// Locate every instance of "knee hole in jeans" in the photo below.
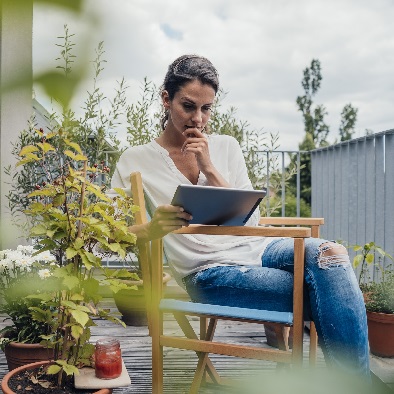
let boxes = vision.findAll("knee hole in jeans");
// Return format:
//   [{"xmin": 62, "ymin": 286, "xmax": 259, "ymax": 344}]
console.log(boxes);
[{"xmin": 317, "ymin": 242, "xmax": 350, "ymax": 269}]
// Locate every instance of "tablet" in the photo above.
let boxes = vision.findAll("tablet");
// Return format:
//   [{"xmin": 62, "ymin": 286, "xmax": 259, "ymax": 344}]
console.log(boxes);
[{"xmin": 171, "ymin": 184, "xmax": 266, "ymax": 226}]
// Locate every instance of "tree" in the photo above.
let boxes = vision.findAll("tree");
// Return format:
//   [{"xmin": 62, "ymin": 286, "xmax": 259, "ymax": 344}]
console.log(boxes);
[
  {"xmin": 339, "ymin": 103, "xmax": 358, "ymax": 141},
  {"xmin": 296, "ymin": 59, "xmax": 330, "ymax": 148},
  {"xmin": 291, "ymin": 59, "xmax": 359, "ymax": 209}
]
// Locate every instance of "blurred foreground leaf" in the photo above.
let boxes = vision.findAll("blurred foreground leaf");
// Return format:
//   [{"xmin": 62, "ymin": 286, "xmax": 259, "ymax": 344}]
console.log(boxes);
[
  {"xmin": 34, "ymin": 70, "xmax": 83, "ymax": 109},
  {"xmin": 33, "ymin": 0, "xmax": 83, "ymax": 12}
]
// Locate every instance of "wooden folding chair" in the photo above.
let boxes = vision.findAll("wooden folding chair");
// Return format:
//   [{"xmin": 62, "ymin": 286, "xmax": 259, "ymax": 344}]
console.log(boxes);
[{"xmin": 130, "ymin": 171, "xmax": 323, "ymax": 394}]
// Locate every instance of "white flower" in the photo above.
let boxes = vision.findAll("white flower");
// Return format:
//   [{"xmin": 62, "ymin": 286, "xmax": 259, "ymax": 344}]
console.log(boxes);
[
  {"xmin": 17, "ymin": 245, "xmax": 35, "ymax": 255},
  {"xmin": 38, "ymin": 269, "xmax": 52, "ymax": 279},
  {"xmin": 6, "ymin": 250, "xmax": 24, "ymax": 262},
  {"xmin": 0, "ymin": 259, "xmax": 12, "ymax": 272},
  {"xmin": 15, "ymin": 255, "xmax": 34, "ymax": 269},
  {"xmin": 35, "ymin": 251, "xmax": 56, "ymax": 263}
]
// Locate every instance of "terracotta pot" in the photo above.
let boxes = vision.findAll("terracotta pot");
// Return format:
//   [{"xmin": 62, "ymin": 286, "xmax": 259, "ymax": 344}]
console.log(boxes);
[
  {"xmin": 264, "ymin": 323, "xmax": 293, "ymax": 349},
  {"xmin": 3, "ymin": 341, "xmax": 54, "ymax": 371},
  {"xmin": 367, "ymin": 310, "xmax": 394, "ymax": 357},
  {"xmin": 1, "ymin": 360, "xmax": 112, "ymax": 394},
  {"xmin": 113, "ymin": 272, "xmax": 171, "ymax": 326}
]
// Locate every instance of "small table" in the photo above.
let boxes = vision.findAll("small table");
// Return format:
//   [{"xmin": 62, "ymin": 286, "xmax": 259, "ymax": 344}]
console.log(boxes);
[{"xmin": 74, "ymin": 359, "xmax": 131, "ymax": 389}]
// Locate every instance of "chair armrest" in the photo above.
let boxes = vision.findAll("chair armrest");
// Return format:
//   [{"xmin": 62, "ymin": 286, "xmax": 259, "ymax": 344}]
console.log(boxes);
[
  {"xmin": 173, "ymin": 225, "xmax": 311, "ymax": 238},
  {"xmin": 259, "ymin": 217, "xmax": 324, "ymax": 226}
]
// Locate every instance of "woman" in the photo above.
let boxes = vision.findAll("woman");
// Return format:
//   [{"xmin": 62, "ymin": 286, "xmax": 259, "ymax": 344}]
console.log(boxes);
[{"xmin": 111, "ymin": 55, "xmax": 370, "ymax": 377}]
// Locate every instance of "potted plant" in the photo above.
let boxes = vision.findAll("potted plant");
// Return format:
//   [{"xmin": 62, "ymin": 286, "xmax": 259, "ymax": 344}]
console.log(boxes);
[
  {"xmin": 1, "ymin": 129, "xmax": 137, "ymax": 393},
  {"xmin": 108, "ymin": 263, "xmax": 172, "ymax": 326},
  {"xmin": 351, "ymin": 242, "xmax": 394, "ymax": 357},
  {"xmin": 0, "ymin": 246, "xmax": 58, "ymax": 370}
]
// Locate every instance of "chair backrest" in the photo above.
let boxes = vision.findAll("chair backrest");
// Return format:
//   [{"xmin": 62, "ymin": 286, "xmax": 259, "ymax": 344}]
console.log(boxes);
[{"xmin": 130, "ymin": 171, "xmax": 154, "ymax": 330}]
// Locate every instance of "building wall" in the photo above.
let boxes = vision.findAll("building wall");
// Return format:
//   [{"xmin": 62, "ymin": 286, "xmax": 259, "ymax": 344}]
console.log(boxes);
[
  {"xmin": 0, "ymin": 0, "xmax": 33, "ymax": 248},
  {"xmin": 311, "ymin": 130, "xmax": 394, "ymax": 281}
]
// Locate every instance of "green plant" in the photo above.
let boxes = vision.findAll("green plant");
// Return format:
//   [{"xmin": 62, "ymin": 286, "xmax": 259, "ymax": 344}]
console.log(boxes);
[
  {"xmin": 350, "ymin": 242, "xmax": 394, "ymax": 314},
  {"xmin": 11, "ymin": 129, "xmax": 139, "ymax": 387},
  {"xmin": 5, "ymin": 25, "xmax": 128, "ymax": 233},
  {"xmin": 0, "ymin": 246, "xmax": 57, "ymax": 348}
]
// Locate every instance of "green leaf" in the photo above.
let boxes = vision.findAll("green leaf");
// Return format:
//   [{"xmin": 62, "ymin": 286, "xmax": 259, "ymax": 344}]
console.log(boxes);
[
  {"xmin": 74, "ymin": 237, "xmax": 84, "ymax": 250},
  {"xmin": 74, "ymin": 154, "xmax": 88, "ymax": 161},
  {"xmin": 61, "ymin": 300, "xmax": 78, "ymax": 309},
  {"xmin": 66, "ymin": 247, "xmax": 78, "ymax": 259},
  {"xmin": 70, "ymin": 293, "xmax": 84, "ymax": 301},
  {"xmin": 62, "ymin": 363, "xmax": 79, "ymax": 376},
  {"xmin": 353, "ymin": 254, "xmax": 363, "ymax": 268},
  {"xmin": 19, "ymin": 145, "xmax": 39, "ymax": 156},
  {"xmin": 91, "ymin": 223, "xmax": 111, "ymax": 237},
  {"xmin": 71, "ymin": 324, "xmax": 84, "ymax": 339},
  {"xmin": 86, "ymin": 184, "xmax": 111, "ymax": 201},
  {"xmin": 366, "ymin": 253, "xmax": 374, "ymax": 264},
  {"xmin": 113, "ymin": 187, "xmax": 128, "ymax": 198},
  {"xmin": 53, "ymin": 193, "xmax": 66, "ymax": 207},
  {"xmin": 30, "ymin": 223, "xmax": 47, "ymax": 236},
  {"xmin": 80, "ymin": 253, "xmax": 93, "ymax": 270},
  {"xmin": 64, "ymin": 150, "xmax": 76, "ymax": 160},
  {"xmin": 64, "ymin": 139, "xmax": 83, "ymax": 154},
  {"xmin": 46, "ymin": 364, "xmax": 62, "ymax": 375},
  {"xmin": 34, "ymin": 70, "xmax": 82, "ymax": 110},
  {"xmin": 37, "ymin": 142, "xmax": 56, "ymax": 153},
  {"xmin": 71, "ymin": 309, "xmax": 90, "ymax": 327},
  {"xmin": 63, "ymin": 275, "xmax": 80, "ymax": 290},
  {"xmin": 34, "ymin": 0, "xmax": 83, "ymax": 13},
  {"xmin": 27, "ymin": 189, "xmax": 54, "ymax": 198}
]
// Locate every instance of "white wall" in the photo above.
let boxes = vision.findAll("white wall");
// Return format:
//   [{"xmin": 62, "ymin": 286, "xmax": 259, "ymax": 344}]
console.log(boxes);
[{"xmin": 0, "ymin": 0, "xmax": 33, "ymax": 249}]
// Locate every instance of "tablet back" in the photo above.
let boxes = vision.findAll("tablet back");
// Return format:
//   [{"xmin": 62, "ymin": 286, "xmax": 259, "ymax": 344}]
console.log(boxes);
[{"xmin": 171, "ymin": 184, "xmax": 266, "ymax": 226}]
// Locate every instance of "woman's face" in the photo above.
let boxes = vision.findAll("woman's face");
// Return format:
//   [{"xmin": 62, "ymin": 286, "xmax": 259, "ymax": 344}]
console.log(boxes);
[{"xmin": 162, "ymin": 80, "xmax": 216, "ymax": 136}]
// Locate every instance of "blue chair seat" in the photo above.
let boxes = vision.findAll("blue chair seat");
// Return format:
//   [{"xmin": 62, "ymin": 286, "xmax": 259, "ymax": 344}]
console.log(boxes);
[{"xmin": 159, "ymin": 298, "xmax": 293, "ymax": 325}]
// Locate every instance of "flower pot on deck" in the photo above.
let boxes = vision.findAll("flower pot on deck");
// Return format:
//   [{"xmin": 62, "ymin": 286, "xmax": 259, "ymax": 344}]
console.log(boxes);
[
  {"xmin": 1, "ymin": 361, "xmax": 112, "ymax": 394},
  {"xmin": 367, "ymin": 311, "xmax": 394, "ymax": 357},
  {"xmin": 264, "ymin": 323, "xmax": 293, "ymax": 349},
  {"xmin": 3, "ymin": 341, "xmax": 54, "ymax": 371},
  {"xmin": 113, "ymin": 272, "xmax": 171, "ymax": 326}
]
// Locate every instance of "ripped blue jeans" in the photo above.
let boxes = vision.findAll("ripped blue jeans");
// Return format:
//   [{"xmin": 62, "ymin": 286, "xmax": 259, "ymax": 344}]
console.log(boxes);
[{"xmin": 182, "ymin": 238, "xmax": 370, "ymax": 377}]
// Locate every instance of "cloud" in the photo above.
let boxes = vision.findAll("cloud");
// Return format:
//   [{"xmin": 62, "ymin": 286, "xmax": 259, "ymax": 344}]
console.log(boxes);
[
  {"xmin": 160, "ymin": 23, "xmax": 183, "ymax": 41},
  {"xmin": 33, "ymin": 0, "xmax": 394, "ymax": 151}
]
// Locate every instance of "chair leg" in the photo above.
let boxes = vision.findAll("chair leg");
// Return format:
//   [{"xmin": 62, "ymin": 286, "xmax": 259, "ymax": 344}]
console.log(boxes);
[
  {"xmin": 190, "ymin": 318, "xmax": 218, "ymax": 393},
  {"xmin": 309, "ymin": 321, "xmax": 318, "ymax": 365},
  {"xmin": 173, "ymin": 313, "xmax": 221, "ymax": 385},
  {"xmin": 152, "ymin": 312, "xmax": 164, "ymax": 394},
  {"xmin": 200, "ymin": 317, "xmax": 208, "ymax": 385}
]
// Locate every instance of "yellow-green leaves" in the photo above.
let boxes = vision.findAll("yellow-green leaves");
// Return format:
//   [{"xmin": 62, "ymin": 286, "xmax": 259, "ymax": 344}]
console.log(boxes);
[
  {"xmin": 64, "ymin": 149, "xmax": 88, "ymax": 162},
  {"xmin": 37, "ymin": 142, "xmax": 56, "ymax": 153},
  {"xmin": 19, "ymin": 145, "xmax": 39, "ymax": 156},
  {"xmin": 47, "ymin": 360, "xmax": 79, "ymax": 377}
]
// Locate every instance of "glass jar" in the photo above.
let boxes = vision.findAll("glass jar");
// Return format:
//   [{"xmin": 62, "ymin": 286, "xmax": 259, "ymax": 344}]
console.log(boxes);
[{"xmin": 94, "ymin": 338, "xmax": 122, "ymax": 379}]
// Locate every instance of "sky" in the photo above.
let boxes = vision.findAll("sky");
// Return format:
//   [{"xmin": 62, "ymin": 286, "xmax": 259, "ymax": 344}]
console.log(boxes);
[{"xmin": 33, "ymin": 0, "xmax": 394, "ymax": 151}]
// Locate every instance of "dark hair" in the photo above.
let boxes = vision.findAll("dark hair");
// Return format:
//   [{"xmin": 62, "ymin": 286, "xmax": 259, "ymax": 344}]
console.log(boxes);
[{"xmin": 160, "ymin": 55, "xmax": 219, "ymax": 130}]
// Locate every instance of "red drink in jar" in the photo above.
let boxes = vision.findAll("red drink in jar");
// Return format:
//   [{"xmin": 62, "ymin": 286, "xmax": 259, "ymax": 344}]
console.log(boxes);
[{"xmin": 95, "ymin": 338, "xmax": 122, "ymax": 379}]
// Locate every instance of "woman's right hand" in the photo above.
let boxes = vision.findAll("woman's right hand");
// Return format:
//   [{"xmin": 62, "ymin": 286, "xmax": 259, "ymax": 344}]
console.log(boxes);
[{"xmin": 147, "ymin": 205, "xmax": 192, "ymax": 240}]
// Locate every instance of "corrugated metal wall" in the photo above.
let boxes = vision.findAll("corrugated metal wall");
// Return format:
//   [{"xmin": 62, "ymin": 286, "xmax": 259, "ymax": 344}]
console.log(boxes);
[{"xmin": 311, "ymin": 129, "xmax": 394, "ymax": 279}]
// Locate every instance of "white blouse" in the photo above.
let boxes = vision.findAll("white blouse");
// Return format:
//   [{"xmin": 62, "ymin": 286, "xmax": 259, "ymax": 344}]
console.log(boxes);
[{"xmin": 111, "ymin": 134, "xmax": 273, "ymax": 285}]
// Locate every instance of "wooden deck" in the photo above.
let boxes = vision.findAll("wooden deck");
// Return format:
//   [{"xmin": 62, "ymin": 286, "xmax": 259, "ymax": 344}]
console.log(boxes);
[
  {"xmin": 1, "ymin": 298, "xmax": 392, "ymax": 393},
  {"xmin": 0, "ymin": 297, "xmax": 327, "ymax": 393}
]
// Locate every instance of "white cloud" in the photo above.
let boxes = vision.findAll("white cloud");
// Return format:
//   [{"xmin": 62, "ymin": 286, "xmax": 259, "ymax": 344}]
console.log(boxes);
[{"xmin": 33, "ymin": 0, "xmax": 394, "ymax": 151}]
